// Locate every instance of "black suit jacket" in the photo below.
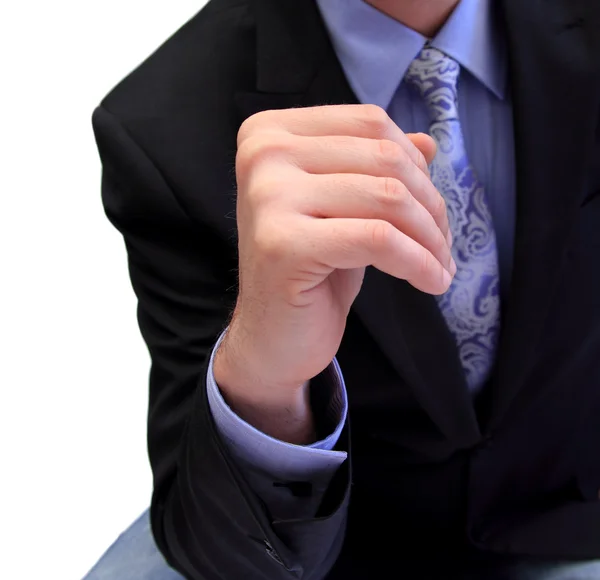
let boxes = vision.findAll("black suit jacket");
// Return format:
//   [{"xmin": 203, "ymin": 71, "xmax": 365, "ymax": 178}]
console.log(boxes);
[{"xmin": 92, "ymin": 0, "xmax": 600, "ymax": 578}]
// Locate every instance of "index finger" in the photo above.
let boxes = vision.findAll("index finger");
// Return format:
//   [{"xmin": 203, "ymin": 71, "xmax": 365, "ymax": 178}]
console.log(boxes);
[{"xmin": 241, "ymin": 104, "xmax": 433, "ymax": 176}]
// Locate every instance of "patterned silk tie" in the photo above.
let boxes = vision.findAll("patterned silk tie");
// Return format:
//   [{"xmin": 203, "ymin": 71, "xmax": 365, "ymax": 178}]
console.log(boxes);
[{"xmin": 404, "ymin": 46, "xmax": 501, "ymax": 391}]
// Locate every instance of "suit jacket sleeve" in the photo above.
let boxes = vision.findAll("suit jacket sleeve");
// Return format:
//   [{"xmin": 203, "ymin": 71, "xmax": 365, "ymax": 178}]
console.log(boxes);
[
  {"xmin": 206, "ymin": 337, "xmax": 349, "ymax": 521},
  {"xmin": 91, "ymin": 104, "xmax": 351, "ymax": 580}
]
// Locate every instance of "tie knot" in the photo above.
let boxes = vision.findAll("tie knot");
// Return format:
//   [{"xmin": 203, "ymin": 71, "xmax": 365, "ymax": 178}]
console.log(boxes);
[{"xmin": 405, "ymin": 46, "xmax": 461, "ymax": 122}]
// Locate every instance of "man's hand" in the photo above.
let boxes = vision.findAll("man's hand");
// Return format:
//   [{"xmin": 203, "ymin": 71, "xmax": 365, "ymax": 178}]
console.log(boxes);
[{"xmin": 214, "ymin": 105, "xmax": 455, "ymax": 443}]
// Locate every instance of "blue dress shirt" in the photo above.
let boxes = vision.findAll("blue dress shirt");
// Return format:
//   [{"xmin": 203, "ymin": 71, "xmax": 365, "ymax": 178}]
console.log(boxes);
[{"xmin": 206, "ymin": 0, "xmax": 516, "ymax": 520}]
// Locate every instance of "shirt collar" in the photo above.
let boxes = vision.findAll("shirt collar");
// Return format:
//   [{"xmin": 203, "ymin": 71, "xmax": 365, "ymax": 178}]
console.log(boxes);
[{"xmin": 316, "ymin": 0, "xmax": 507, "ymax": 110}]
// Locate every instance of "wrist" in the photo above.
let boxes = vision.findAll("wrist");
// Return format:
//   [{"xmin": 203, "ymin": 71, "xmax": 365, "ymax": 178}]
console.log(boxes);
[
  {"xmin": 215, "ymin": 315, "xmax": 305, "ymax": 392},
  {"xmin": 213, "ymin": 326, "xmax": 316, "ymax": 444}
]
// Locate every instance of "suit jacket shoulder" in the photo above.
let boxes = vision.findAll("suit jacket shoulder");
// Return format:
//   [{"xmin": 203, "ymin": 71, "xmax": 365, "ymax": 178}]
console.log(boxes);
[
  {"xmin": 97, "ymin": 0, "xmax": 261, "ymax": 237},
  {"xmin": 102, "ymin": 0, "xmax": 254, "ymax": 121}
]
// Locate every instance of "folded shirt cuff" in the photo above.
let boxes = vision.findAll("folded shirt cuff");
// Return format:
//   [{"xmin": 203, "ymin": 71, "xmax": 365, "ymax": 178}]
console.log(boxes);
[{"xmin": 206, "ymin": 331, "xmax": 348, "ymax": 482}]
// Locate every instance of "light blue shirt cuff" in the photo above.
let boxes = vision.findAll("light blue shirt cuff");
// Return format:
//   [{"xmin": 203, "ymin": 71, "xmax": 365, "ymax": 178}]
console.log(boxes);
[{"xmin": 206, "ymin": 332, "xmax": 348, "ymax": 519}]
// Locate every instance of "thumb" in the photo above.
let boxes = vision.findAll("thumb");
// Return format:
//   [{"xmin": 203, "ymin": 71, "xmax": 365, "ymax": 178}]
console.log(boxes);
[{"xmin": 407, "ymin": 132, "xmax": 437, "ymax": 166}]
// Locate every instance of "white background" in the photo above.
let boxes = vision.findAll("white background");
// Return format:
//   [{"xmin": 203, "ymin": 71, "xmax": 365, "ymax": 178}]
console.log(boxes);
[{"xmin": 1, "ymin": 1, "xmax": 209, "ymax": 578}]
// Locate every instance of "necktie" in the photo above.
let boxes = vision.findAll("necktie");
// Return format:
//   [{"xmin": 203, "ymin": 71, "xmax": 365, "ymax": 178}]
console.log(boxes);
[{"xmin": 404, "ymin": 46, "xmax": 501, "ymax": 391}]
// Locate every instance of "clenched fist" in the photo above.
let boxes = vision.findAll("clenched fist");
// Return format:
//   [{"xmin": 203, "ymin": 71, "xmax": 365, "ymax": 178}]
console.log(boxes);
[{"xmin": 214, "ymin": 104, "xmax": 455, "ymax": 443}]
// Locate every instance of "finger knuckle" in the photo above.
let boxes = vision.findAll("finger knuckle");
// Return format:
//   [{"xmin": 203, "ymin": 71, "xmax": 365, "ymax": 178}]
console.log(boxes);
[
  {"xmin": 237, "ymin": 117, "xmax": 254, "ymax": 146},
  {"xmin": 237, "ymin": 110, "xmax": 273, "ymax": 145},
  {"xmin": 416, "ymin": 249, "xmax": 436, "ymax": 280},
  {"xmin": 377, "ymin": 139, "xmax": 407, "ymax": 170},
  {"xmin": 432, "ymin": 231, "xmax": 449, "ymax": 260},
  {"xmin": 360, "ymin": 104, "xmax": 390, "ymax": 136},
  {"xmin": 244, "ymin": 176, "xmax": 286, "ymax": 206},
  {"xmin": 415, "ymin": 149, "xmax": 429, "ymax": 174},
  {"xmin": 380, "ymin": 177, "xmax": 411, "ymax": 207},
  {"xmin": 236, "ymin": 135, "xmax": 264, "ymax": 174},
  {"xmin": 253, "ymin": 221, "xmax": 289, "ymax": 260},
  {"xmin": 432, "ymin": 193, "xmax": 447, "ymax": 220},
  {"xmin": 237, "ymin": 134, "xmax": 291, "ymax": 175},
  {"xmin": 237, "ymin": 114, "xmax": 259, "ymax": 147},
  {"xmin": 367, "ymin": 219, "xmax": 394, "ymax": 251}
]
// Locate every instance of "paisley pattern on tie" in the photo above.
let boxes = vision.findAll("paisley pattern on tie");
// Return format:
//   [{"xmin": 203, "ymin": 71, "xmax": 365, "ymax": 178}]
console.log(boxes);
[{"xmin": 405, "ymin": 46, "xmax": 501, "ymax": 391}]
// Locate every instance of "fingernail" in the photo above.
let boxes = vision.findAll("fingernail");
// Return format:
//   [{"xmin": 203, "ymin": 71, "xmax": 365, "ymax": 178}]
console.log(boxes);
[{"xmin": 446, "ymin": 229, "xmax": 453, "ymax": 248}]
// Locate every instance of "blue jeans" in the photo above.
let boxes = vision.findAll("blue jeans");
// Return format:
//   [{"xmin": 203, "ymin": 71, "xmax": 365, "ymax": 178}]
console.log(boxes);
[
  {"xmin": 84, "ymin": 510, "xmax": 600, "ymax": 579},
  {"xmin": 83, "ymin": 511, "xmax": 184, "ymax": 580}
]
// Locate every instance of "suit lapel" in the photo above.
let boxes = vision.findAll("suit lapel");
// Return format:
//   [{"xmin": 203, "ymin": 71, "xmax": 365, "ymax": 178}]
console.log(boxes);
[
  {"xmin": 354, "ymin": 270, "xmax": 481, "ymax": 445},
  {"xmin": 236, "ymin": 0, "xmax": 480, "ymax": 445},
  {"xmin": 487, "ymin": 0, "xmax": 600, "ymax": 430}
]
